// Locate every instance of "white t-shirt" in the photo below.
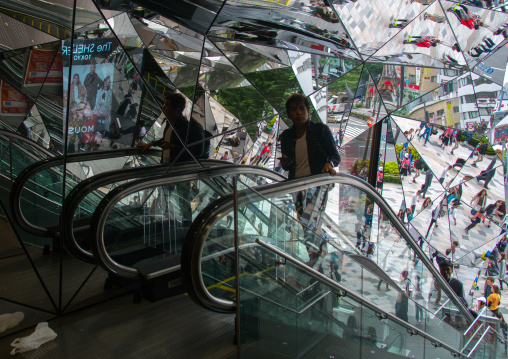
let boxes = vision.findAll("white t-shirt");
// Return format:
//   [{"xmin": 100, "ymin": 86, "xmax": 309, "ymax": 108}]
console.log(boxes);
[
  {"xmin": 439, "ymin": 167, "xmax": 448, "ymax": 179},
  {"xmin": 295, "ymin": 134, "xmax": 311, "ymax": 179},
  {"xmin": 411, "ymin": 193, "xmax": 418, "ymax": 207}
]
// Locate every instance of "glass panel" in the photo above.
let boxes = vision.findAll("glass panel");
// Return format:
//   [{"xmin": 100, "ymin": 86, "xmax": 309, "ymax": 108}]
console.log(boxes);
[
  {"xmin": 198, "ymin": 175, "xmax": 493, "ymax": 350},
  {"xmin": 0, "ymin": 12, "xmax": 59, "ymax": 52},
  {"xmin": 235, "ymin": 209, "xmax": 429, "ymax": 358}
]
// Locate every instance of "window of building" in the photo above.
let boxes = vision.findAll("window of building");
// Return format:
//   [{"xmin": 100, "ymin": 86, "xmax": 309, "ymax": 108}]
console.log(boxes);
[
  {"xmin": 468, "ymin": 111, "xmax": 479, "ymax": 118},
  {"xmin": 462, "ymin": 95, "xmax": 476, "ymax": 103},
  {"xmin": 431, "ymin": 76, "xmax": 437, "ymax": 83},
  {"xmin": 453, "ymin": 106, "xmax": 459, "ymax": 113},
  {"xmin": 475, "ymin": 91, "xmax": 496, "ymax": 99},
  {"xmin": 474, "ymin": 76, "xmax": 490, "ymax": 86},
  {"xmin": 443, "ymin": 69, "xmax": 459, "ymax": 77},
  {"xmin": 479, "ymin": 108, "xmax": 492, "ymax": 116},
  {"xmin": 458, "ymin": 76, "xmax": 472, "ymax": 88}
]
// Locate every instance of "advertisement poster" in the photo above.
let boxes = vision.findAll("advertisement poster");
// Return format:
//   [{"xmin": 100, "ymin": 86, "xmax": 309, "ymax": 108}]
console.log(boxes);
[
  {"xmin": 0, "ymin": 80, "xmax": 29, "ymax": 115},
  {"xmin": 415, "ymin": 67, "xmax": 421, "ymax": 86},
  {"xmin": 446, "ymin": 101, "xmax": 454, "ymax": 127},
  {"xmin": 24, "ymin": 49, "xmax": 63, "ymax": 86},
  {"xmin": 424, "ymin": 68, "xmax": 431, "ymax": 79},
  {"xmin": 62, "ymin": 38, "xmax": 143, "ymax": 152}
]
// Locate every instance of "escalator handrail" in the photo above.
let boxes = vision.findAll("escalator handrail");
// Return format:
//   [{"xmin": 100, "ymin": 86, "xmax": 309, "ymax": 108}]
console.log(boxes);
[
  {"xmin": 255, "ymin": 238, "xmax": 467, "ymax": 358},
  {"xmin": 0, "ymin": 129, "xmax": 56, "ymax": 158},
  {"xmin": 62, "ymin": 160, "xmax": 237, "ymax": 263},
  {"xmin": 180, "ymin": 173, "xmax": 476, "ymax": 325},
  {"xmin": 10, "ymin": 147, "xmax": 162, "ymax": 237},
  {"xmin": 89, "ymin": 165, "xmax": 286, "ymax": 279}
]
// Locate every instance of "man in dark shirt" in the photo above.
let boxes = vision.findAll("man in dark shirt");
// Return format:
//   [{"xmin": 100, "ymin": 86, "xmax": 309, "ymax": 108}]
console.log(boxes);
[
  {"xmin": 138, "ymin": 93, "xmax": 204, "ymax": 163},
  {"xmin": 138, "ymin": 93, "xmax": 204, "ymax": 228},
  {"xmin": 83, "ymin": 62, "xmax": 103, "ymax": 111},
  {"xmin": 440, "ymin": 260, "xmax": 468, "ymax": 308},
  {"xmin": 279, "ymin": 94, "xmax": 340, "ymax": 180}
]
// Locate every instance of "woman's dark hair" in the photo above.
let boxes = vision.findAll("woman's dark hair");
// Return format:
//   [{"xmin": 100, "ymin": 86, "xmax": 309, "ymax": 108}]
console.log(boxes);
[
  {"xmin": 285, "ymin": 93, "xmax": 309, "ymax": 114},
  {"xmin": 72, "ymin": 74, "xmax": 81, "ymax": 85},
  {"xmin": 102, "ymin": 76, "xmax": 111, "ymax": 91},
  {"xmin": 493, "ymin": 285, "xmax": 500, "ymax": 294},
  {"xmin": 346, "ymin": 315, "xmax": 357, "ymax": 330}
]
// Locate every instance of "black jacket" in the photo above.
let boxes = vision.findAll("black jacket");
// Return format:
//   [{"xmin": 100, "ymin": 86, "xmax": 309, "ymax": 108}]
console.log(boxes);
[
  {"xmin": 279, "ymin": 120, "xmax": 340, "ymax": 180},
  {"xmin": 154, "ymin": 115, "xmax": 204, "ymax": 163}
]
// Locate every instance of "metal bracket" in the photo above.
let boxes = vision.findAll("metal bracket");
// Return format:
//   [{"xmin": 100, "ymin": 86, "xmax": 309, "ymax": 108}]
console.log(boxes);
[{"xmin": 275, "ymin": 257, "xmax": 286, "ymax": 266}]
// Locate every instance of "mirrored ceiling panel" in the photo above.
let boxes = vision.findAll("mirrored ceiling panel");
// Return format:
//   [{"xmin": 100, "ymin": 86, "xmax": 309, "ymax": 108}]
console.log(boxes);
[
  {"xmin": 0, "ymin": 12, "xmax": 60, "ymax": 52},
  {"xmin": 333, "ymin": 0, "xmax": 428, "ymax": 57},
  {"xmin": 440, "ymin": 1, "xmax": 508, "ymax": 68},
  {"xmin": 209, "ymin": 1, "xmax": 361, "ymax": 61},
  {"xmin": 96, "ymin": 0, "xmax": 223, "ymax": 35},
  {"xmin": 134, "ymin": 15, "xmax": 205, "ymax": 53},
  {"xmin": 369, "ymin": 1, "xmax": 468, "ymax": 68}
]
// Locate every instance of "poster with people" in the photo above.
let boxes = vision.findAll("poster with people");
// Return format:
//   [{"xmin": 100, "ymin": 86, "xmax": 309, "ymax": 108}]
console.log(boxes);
[{"xmin": 62, "ymin": 38, "xmax": 143, "ymax": 153}]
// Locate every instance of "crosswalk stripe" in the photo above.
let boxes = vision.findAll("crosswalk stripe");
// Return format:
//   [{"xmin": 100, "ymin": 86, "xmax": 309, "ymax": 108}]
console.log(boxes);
[{"xmin": 344, "ymin": 127, "xmax": 366, "ymax": 139}]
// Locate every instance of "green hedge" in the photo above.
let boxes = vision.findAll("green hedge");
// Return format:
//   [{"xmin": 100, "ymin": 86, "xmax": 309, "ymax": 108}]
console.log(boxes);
[
  {"xmin": 352, "ymin": 159, "xmax": 401, "ymax": 184},
  {"xmin": 350, "ymin": 112, "xmax": 372, "ymax": 121},
  {"xmin": 383, "ymin": 161, "xmax": 402, "ymax": 184},
  {"xmin": 466, "ymin": 135, "xmax": 496, "ymax": 155}
]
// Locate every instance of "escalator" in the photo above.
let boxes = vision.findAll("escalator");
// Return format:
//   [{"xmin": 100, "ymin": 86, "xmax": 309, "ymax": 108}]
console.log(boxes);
[
  {"xmin": 86, "ymin": 166, "xmax": 286, "ymax": 281},
  {"xmin": 179, "ymin": 173, "xmax": 506, "ymax": 358}
]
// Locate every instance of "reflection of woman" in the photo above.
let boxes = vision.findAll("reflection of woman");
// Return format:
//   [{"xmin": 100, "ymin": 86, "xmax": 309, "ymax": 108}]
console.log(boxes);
[
  {"xmin": 486, "ymin": 200, "xmax": 505, "ymax": 227},
  {"xmin": 365, "ymin": 204, "xmax": 373, "ymax": 227},
  {"xmin": 344, "ymin": 316, "xmax": 359, "ymax": 342},
  {"xmin": 471, "ymin": 189, "xmax": 488, "ymax": 212},
  {"xmin": 94, "ymin": 76, "xmax": 113, "ymax": 137},
  {"xmin": 70, "ymin": 74, "xmax": 86, "ymax": 106}
]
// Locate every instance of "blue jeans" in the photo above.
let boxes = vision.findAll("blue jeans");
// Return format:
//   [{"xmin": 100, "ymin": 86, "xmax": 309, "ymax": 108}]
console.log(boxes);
[{"xmin": 415, "ymin": 302, "xmax": 423, "ymax": 322}]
